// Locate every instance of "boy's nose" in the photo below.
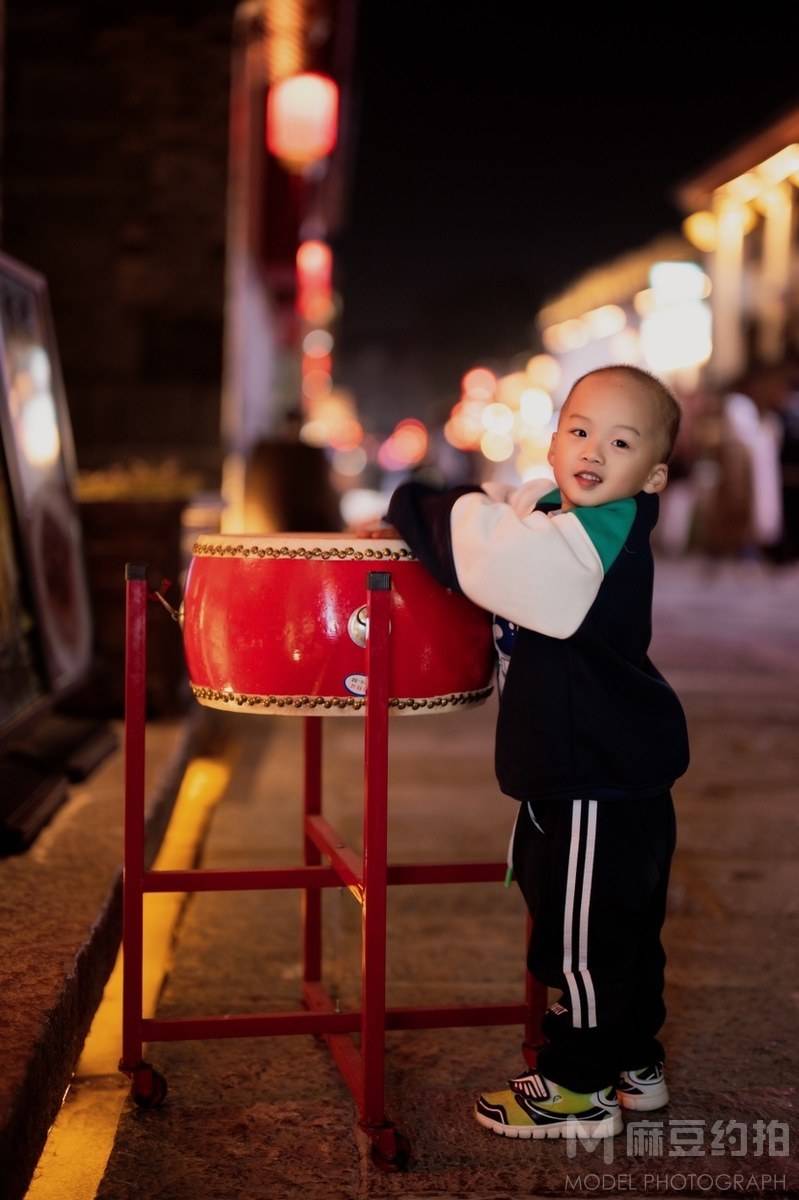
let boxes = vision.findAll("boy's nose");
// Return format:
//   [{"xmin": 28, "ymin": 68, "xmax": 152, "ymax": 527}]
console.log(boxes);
[{"xmin": 581, "ymin": 444, "xmax": 603, "ymax": 463}]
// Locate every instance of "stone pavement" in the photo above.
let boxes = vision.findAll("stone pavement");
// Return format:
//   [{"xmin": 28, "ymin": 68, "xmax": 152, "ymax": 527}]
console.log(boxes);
[
  {"xmin": 88, "ymin": 561, "xmax": 799, "ymax": 1198},
  {"xmin": 0, "ymin": 719, "xmax": 195, "ymax": 1200}
]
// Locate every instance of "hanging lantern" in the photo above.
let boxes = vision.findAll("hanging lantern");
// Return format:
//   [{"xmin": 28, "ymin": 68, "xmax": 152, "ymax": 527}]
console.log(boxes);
[
  {"xmin": 296, "ymin": 240, "xmax": 332, "ymax": 290},
  {"xmin": 296, "ymin": 240, "xmax": 334, "ymax": 324},
  {"xmin": 266, "ymin": 73, "xmax": 339, "ymax": 173}
]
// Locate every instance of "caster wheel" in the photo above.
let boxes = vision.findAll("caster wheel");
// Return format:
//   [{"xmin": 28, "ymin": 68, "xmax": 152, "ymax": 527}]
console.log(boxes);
[
  {"xmin": 369, "ymin": 1125, "xmax": 411, "ymax": 1173},
  {"xmin": 130, "ymin": 1064, "xmax": 168, "ymax": 1109}
]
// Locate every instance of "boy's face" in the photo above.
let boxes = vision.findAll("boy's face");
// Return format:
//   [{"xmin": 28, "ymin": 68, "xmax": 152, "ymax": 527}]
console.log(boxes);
[{"xmin": 547, "ymin": 373, "xmax": 669, "ymax": 511}]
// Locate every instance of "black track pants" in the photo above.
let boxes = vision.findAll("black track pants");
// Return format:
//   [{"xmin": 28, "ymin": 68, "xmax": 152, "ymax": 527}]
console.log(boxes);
[{"xmin": 512, "ymin": 792, "xmax": 676, "ymax": 1092}]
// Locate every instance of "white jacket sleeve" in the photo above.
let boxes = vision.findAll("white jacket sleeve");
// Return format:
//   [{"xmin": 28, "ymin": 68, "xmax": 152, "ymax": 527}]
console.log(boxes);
[{"xmin": 449, "ymin": 491, "xmax": 604, "ymax": 639}]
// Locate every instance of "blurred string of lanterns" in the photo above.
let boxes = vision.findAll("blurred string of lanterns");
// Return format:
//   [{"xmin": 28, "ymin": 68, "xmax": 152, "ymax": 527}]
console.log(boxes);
[
  {"xmin": 260, "ymin": 3, "xmax": 356, "ymax": 469},
  {"xmin": 443, "ymin": 360, "xmax": 558, "ymax": 477},
  {"xmin": 297, "ymin": 259, "xmax": 715, "ymax": 488},
  {"xmin": 337, "ymin": 250, "xmax": 714, "ymax": 487},
  {"xmin": 261, "ymin": 37, "xmax": 369, "ymax": 479},
  {"xmin": 296, "ymin": 255, "xmax": 715, "ymax": 489},
  {"xmin": 290, "ymin": 241, "xmax": 715, "ymax": 487}
]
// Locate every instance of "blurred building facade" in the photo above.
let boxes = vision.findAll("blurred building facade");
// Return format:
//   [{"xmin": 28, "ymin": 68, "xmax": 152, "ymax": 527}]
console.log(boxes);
[
  {"xmin": 677, "ymin": 106, "xmax": 799, "ymax": 385},
  {"xmin": 527, "ymin": 106, "xmax": 799, "ymax": 560}
]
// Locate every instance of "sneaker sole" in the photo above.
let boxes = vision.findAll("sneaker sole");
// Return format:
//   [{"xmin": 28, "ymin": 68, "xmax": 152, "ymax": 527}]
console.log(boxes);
[
  {"xmin": 617, "ymin": 1082, "xmax": 669, "ymax": 1111},
  {"xmin": 474, "ymin": 1107, "xmax": 623, "ymax": 1139}
]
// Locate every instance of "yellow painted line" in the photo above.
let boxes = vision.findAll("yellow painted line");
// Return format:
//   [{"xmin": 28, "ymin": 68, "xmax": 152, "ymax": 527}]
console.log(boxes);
[{"xmin": 25, "ymin": 755, "xmax": 232, "ymax": 1200}]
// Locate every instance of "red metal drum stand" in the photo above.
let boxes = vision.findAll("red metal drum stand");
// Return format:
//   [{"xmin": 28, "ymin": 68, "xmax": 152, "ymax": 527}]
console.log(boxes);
[{"xmin": 119, "ymin": 563, "xmax": 546, "ymax": 1170}]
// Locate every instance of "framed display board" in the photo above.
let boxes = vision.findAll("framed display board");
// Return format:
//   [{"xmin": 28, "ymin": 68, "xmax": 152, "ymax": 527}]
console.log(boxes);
[
  {"xmin": 0, "ymin": 252, "xmax": 92, "ymax": 703},
  {"xmin": 0, "ymin": 433, "xmax": 48, "ymax": 734}
]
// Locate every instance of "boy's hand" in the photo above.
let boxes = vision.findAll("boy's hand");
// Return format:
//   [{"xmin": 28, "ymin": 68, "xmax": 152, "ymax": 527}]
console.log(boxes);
[
  {"xmin": 482, "ymin": 480, "xmax": 550, "ymax": 517},
  {"xmin": 481, "ymin": 481, "xmax": 516, "ymax": 505},
  {"xmin": 509, "ymin": 479, "xmax": 554, "ymax": 517},
  {"xmin": 350, "ymin": 521, "xmax": 400, "ymax": 539}
]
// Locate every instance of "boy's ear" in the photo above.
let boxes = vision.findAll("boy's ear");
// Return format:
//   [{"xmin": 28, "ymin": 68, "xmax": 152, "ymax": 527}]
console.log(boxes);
[
  {"xmin": 547, "ymin": 432, "xmax": 557, "ymax": 466},
  {"xmin": 642, "ymin": 462, "xmax": 669, "ymax": 495}
]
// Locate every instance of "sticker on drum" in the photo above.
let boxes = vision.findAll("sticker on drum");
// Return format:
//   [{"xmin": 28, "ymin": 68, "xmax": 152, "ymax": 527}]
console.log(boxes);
[{"xmin": 344, "ymin": 673, "xmax": 367, "ymax": 697}]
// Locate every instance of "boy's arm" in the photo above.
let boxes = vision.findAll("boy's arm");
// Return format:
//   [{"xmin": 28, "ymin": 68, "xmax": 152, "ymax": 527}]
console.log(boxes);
[
  {"xmin": 389, "ymin": 481, "xmax": 636, "ymax": 639},
  {"xmin": 387, "ymin": 477, "xmax": 557, "ymax": 585},
  {"xmin": 387, "ymin": 481, "xmax": 483, "ymax": 590},
  {"xmin": 449, "ymin": 492, "xmax": 636, "ymax": 638}
]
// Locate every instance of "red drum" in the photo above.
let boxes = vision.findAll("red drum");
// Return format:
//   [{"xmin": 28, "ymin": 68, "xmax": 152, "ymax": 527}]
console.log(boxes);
[{"xmin": 182, "ymin": 532, "xmax": 494, "ymax": 716}]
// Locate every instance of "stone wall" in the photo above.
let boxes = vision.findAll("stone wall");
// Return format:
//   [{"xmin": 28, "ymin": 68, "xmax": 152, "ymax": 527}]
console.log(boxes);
[{"xmin": 3, "ymin": 2, "xmax": 235, "ymax": 476}]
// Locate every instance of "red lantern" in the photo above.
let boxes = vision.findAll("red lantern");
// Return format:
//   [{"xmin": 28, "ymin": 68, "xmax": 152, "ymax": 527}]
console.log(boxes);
[
  {"xmin": 296, "ymin": 240, "xmax": 334, "ymax": 324},
  {"xmin": 296, "ymin": 240, "xmax": 332, "ymax": 290},
  {"xmin": 266, "ymin": 73, "xmax": 339, "ymax": 172}
]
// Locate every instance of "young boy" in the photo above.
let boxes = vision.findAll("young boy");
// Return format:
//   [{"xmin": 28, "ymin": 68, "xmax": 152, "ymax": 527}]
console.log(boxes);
[{"xmin": 387, "ymin": 364, "xmax": 689, "ymax": 1141}]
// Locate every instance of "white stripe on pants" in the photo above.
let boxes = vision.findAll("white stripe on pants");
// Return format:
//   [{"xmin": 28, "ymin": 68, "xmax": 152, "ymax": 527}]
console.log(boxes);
[{"xmin": 561, "ymin": 799, "xmax": 598, "ymax": 1029}]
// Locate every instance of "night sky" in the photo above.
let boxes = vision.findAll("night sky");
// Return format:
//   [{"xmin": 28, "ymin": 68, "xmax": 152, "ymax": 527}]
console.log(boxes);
[{"xmin": 336, "ymin": 9, "xmax": 798, "ymax": 415}]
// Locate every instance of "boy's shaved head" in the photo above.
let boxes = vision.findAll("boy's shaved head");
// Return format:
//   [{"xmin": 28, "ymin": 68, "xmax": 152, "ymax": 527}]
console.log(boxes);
[{"xmin": 564, "ymin": 365, "xmax": 681, "ymax": 462}]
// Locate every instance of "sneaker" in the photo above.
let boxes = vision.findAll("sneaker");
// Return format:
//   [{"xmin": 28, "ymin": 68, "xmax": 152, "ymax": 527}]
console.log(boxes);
[
  {"xmin": 474, "ymin": 1068, "xmax": 622, "ymax": 1139},
  {"xmin": 617, "ymin": 1062, "xmax": 669, "ymax": 1111}
]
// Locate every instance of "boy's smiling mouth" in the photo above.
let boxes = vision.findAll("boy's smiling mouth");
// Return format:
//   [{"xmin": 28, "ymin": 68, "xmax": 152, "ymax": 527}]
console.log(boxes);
[{"xmin": 574, "ymin": 471, "xmax": 603, "ymax": 488}]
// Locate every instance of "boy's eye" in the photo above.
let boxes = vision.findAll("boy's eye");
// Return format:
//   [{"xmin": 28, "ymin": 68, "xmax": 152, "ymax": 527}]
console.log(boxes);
[
  {"xmin": 612, "ymin": 438, "xmax": 629, "ymax": 449},
  {"xmin": 570, "ymin": 428, "xmax": 587, "ymax": 438}
]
